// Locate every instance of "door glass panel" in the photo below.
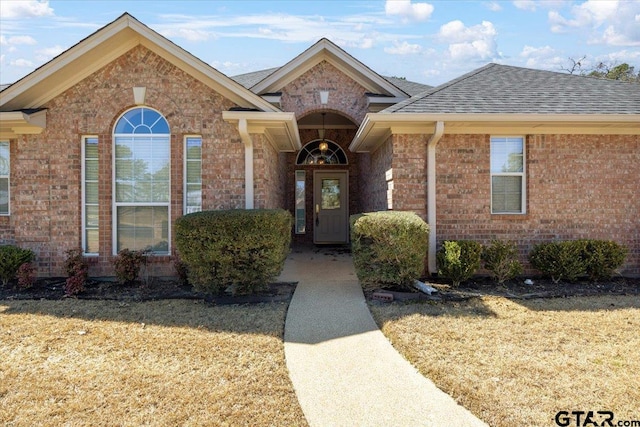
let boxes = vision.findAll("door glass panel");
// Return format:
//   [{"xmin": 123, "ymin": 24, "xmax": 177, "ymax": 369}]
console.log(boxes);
[
  {"xmin": 321, "ymin": 179, "xmax": 340, "ymax": 210},
  {"xmin": 295, "ymin": 171, "xmax": 306, "ymax": 233}
]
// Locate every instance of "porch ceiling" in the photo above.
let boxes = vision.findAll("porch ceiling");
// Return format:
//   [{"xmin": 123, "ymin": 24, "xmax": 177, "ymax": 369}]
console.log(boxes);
[{"xmin": 223, "ymin": 111, "xmax": 301, "ymax": 152}]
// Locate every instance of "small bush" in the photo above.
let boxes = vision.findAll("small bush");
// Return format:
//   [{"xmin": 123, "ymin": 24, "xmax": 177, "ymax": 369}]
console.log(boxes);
[
  {"xmin": 579, "ymin": 239, "xmax": 628, "ymax": 281},
  {"xmin": 529, "ymin": 241, "xmax": 586, "ymax": 283},
  {"xmin": 350, "ymin": 211, "xmax": 428, "ymax": 291},
  {"xmin": 173, "ymin": 255, "xmax": 189, "ymax": 286},
  {"xmin": 64, "ymin": 248, "xmax": 88, "ymax": 296},
  {"xmin": 0, "ymin": 245, "xmax": 35, "ymax": 287},
  {"xmin": 16, "ymin": 262, "xmax": 37, "ymax": 290},
  {"xmin": 112, "ymin": 249, "xmax": 147, "ymax": 285},
  {"xmin": 482, "ymin": 240, "xmax": 523, "ymax": 284},
  {"xmin": 437, "ymin": 240, "xmax": 482, "ymax": 287},
  {"xmin": 175, "ymin": 209, "xmax": 292, "ymax": 295}
]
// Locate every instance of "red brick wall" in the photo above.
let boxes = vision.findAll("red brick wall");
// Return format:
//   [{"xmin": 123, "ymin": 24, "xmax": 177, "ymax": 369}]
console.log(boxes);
[
  {"xmin": 1, "ymin": 45, "xmax": 248, "ymax": 277},
  {"xmin": 359, "ymin": 133, "xmax": 639, "ymax": 276},
  {"xmin": 436, "ymin": 134, "xmax": 640, "ymax": 276}
]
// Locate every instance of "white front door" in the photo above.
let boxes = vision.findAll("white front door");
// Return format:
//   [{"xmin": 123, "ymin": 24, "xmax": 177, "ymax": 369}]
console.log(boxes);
[{"xmin": 313, "ymin": 171, "xmax": 349, "ymax": 244}]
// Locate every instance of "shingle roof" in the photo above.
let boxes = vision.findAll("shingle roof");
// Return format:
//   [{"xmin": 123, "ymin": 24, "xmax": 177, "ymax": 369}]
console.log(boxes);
[
  {"xmin": 230, "ymin": 68, "xmax": 430, "ymax": 95},
  {"xmin": 231, "ymin": 67, "xmax": 280, "ymax": 89},
  {"xmin": 385, "ymin": 63, "xmax": 640, "ymax": 114}
]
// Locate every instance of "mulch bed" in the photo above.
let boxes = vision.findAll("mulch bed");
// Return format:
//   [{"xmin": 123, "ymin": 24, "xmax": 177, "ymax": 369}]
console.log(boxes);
[
  {"xmin": 371, "ymin": 276, "xmax": 640, "ymax": 303},
  {"xmin": 0, "ymin": 277, "xmax": 298, "ymax": 305}
]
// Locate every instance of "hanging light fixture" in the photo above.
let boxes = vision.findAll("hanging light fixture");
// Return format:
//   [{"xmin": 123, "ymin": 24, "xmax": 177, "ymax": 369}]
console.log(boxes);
[{"xmin": 318, "ymin": 112, "xmax": 329, "ymax": 153}]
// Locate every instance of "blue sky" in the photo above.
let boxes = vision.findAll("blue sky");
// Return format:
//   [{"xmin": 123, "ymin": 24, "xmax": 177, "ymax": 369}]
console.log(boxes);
[{"xmin": 1, "ymin": 0, "xmax": 639, "ymax": 86}]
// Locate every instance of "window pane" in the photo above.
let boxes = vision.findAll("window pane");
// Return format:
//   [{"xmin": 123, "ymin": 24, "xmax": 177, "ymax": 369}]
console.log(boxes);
[
  {"xmin": 85, "ymin": 159, "xmax": 99, "ymax": 181},
  {"xmin": 491, "ymin": 137, "xmax": 523, "ymax": 173},
  {"xmin": 186, "ymin": 161, "xmax": 201, "ymax": 183},
  {"xmin": 85, "ymin": 205, "xmax": 99, "ymax": 228},
  {"xmin": 295, "ymin": 171, "xmax": 305, "ymax": 234},
  {"xmin": 186, "ymin": 138, "xmax": 202, "ymax": 160},
  {"xmin": 85, "ymin": 229, "xmax": 99, "ymax": 254},
  {"xmin": 492, "ymin": 176, "xmax": 522, "ymax": 213},
  {"xmin": 0, "ymin": 178, "xmax": 7, "ymax": 215},
  {"xmin": 85, "ymin": 139, "xmax": 99, "ymax": 158},
  {"xmin": 85, "ymin": 182, "xmax": 98, "ymax": 204},
  {"xmin": 321, "ymin": 179, "xmax": 340, "ymax": 210},
  {"xmin": 0, "ymin": 142, "xmax": 10, "ymax": 176},
  {"xmin": 117, "ymin": 206, "xmax": 169, "ymax": 253}
]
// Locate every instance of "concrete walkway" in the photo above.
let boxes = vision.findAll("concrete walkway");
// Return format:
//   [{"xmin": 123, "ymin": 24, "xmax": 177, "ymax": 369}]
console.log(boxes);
[{"xmin": 280, "ymin": 246, "xmax": 488, "ymax": 427}]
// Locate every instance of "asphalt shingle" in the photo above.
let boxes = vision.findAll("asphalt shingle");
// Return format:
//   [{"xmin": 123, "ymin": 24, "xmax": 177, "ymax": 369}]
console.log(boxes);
[{"xmin": 385, "ymin": 63, "xmax": 640, "ymax": 115}]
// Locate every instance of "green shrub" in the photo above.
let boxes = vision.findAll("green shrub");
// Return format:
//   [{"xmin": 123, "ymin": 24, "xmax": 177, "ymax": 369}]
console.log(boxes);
[
  {"xmin": 350, "ymin": 211, "xmax": 428, "ymax": 291},
  {"xmin": 578, "ymin": 239, "xmax": 628, "ymax": 281},
  {"xmin": 437, "ymin": 240, "xmax": 482, "ymax": 287},
  {"xmin": 529, "ymin": 241, "xmax": 586, "ymax": 283},
  {"xmin": 482, "ymin": 240, "xmax": 523, "ymax": 284},
  {"xmin": 175, "ymin": 209, "xmax": 292, "ymax": 295},
  {"xmin": 0, "ymin": 245, "xmax": 35, "ymax": 287},
  {"xmin": 112, "ymin": 249, "xmax": 147, "ymax": 285}
]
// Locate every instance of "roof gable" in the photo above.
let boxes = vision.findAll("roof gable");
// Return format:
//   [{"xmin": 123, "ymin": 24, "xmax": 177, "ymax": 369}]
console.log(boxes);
[
  {"xmin": 0, "ymin": 13, "xmax": 278, "ymax": 112},
  {"xmin": 247, "ymin": 38, "xmax": 409, "ymax": 98},
  {"xmin": 385, "ymin": 63, "xmax": 640, "ymax": 115}
]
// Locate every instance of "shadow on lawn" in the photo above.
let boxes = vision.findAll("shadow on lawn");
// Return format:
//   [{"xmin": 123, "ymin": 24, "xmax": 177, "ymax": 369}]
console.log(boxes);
[{"xmin": 0, "ymin": 295, "xmax": 294, "ymax": 337}]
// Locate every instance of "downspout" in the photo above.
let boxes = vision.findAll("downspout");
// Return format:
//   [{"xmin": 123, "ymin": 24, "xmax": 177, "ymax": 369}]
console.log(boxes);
[
  {"xmin": 238, "ymin": 119, "xmax": 254, "ymax": 209},
  {"xmin": 427, "ymin": 121, "xmax": 445, "ymax": 274}
]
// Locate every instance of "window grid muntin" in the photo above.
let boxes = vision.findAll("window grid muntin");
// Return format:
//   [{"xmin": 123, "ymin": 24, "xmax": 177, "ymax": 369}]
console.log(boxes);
[
  {"xmin": 113, "ymin": 107, "xmax": 171, "ymax": 255},
  {"xmin": 296, "ymin": 139, "xmax": 348, "ymax": 165},
  {"xmin": 490, "ymin": 136, "xmax": 526, "ymax": 214}
]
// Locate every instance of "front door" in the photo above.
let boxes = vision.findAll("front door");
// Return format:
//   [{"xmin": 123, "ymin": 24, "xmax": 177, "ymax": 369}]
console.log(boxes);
[{"xmin": 313, "ymin": 171, "xmax": 349, "ymax": 244}]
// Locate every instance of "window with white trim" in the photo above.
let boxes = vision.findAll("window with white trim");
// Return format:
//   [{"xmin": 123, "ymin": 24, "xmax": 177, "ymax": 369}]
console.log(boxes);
[
  {"xmin": 83, "ymin": 136, "xmax": 99, "ymax": 254},
  {"xmin": 114, "ymin": 107, "xmax": 170, "ymax": 254},
  {"xmin": 184, "ymin": 136, "xmax": 202, "ymax": 214},
  {"xmin": 490, "ymin": 136, "xmax": 525, "ymax": 214},
  {"xmin": 0, "ymin": 141, "xmax": 9, "ymax": 215}
]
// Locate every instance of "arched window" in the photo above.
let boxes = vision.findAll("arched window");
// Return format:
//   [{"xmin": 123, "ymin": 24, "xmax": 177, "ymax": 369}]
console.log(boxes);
[
  {"xmin": 113, "ymin": 107, "xmax": 170, "ymax": 254},
  {"xmin": 296, "ymin": 139, "xmax": 348, "ymax": 165}
]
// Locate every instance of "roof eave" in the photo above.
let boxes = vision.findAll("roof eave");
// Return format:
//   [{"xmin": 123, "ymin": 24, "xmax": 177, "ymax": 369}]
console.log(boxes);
[
  {"xmin": 222, "ymin": 111, "xmax": 301, "ymax": 152},
  {"xmin": 350, "ymin": 113, "xmax": 640, "ymax": 152}
]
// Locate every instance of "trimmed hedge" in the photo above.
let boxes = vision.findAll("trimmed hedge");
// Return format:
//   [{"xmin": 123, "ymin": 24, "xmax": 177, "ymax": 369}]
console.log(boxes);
[
  {"xmin": 175, "ymin": 209, "xmax": 291, "ymax": 295},
  {"xmin": 530, "ymin": 239, "xmax": 628, "ymax": 283},
  {"xmin": 437, "ymin": 240, "xmax": 482, "ymax": 287},
  {"xmin": 350, "ymin": 211, "xmax": 428, "ymax": 291},
  {"xmin": 482, "ymin": 240, "xmax": 523, "ymax": 284}
]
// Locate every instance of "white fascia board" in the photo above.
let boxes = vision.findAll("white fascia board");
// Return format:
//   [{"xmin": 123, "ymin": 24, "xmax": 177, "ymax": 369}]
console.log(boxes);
[{"xmin": 0, "ymin": 110, "xmax": 47, "ymax": 137}]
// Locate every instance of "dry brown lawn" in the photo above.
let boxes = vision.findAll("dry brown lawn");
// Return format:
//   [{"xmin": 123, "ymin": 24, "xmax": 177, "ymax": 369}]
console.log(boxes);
[
  {"xmin": 370, "ymin": 295, "xmax": 640, "ymax": 427},
  {"xmin": 0, "ymin": 299, "xmax": 307, "ymax": 426}
]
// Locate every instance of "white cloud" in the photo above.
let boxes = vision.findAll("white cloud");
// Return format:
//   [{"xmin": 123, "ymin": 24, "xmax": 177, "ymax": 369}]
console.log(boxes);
[
  {"xmin": 513, "ymin": 0, "xmax": 538, "ymax": 11},
  {"xmin": 549, "ymin": 0, "xmax": 640, "ymax": 46},
  {"xmin": 385, "ymin": 0, "xmax": 434, "ymax": 22},
  {"xmin": 7, "ymin": 35, "xmax": 37, "ymax": 45},
  {"xmin": 485, "ymin": 2, "xmax": 503, "ymax": 12},
  {"xmin": 0, "ymin": 36, "xmax": 6, "ymax": 46},
  {"xmin": 35, "ymin": 45, "xmax": 64, "ymax": 61},
  {"xmin": 438, "ymin": 20, "xmax": 498, "ymax": 61},
  {"xmin": 10, "ymin": 58, "xmax": 35, "ymax": 67},
  {"xmin": 519, "ymin": 45, "xmax": 566, "ymax": 69},
  {"xmin": 0, "ymin": 0, "xmax": 53, "ymax": 19},
  {"xmin": 384, "ymin": 40, "xmax": 422, "ymax": 54}
]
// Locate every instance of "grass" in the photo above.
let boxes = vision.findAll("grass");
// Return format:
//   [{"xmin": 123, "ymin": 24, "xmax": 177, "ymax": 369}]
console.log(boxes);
[
  {"xmin": 0, "ymin": 299, "xmax": 308, "ymax": 426},
  {"xmin": 370, "ymin": 295, "xmax": 640, "ymax": 427}
]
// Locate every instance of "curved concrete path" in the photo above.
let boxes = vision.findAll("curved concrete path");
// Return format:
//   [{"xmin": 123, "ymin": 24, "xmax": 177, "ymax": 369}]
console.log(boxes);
[{"xmin": 281, "ymin": 247, "xmax": 488, "ymax": 427}]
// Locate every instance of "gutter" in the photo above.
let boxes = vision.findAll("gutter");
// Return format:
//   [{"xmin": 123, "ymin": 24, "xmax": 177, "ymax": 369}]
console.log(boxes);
[
  {"xmin": 237, "ymin": 118, "xmax": 254, "ymax": 209},
  {"xmin": 427, "ymin": 121, "xmax": 444, "ymax": 274}
]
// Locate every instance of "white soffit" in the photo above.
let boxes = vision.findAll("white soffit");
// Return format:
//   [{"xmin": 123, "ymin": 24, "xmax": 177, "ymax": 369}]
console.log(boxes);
[{"xmin": 223, "ymin": 111, "xmax": 302, "ymax": 152}]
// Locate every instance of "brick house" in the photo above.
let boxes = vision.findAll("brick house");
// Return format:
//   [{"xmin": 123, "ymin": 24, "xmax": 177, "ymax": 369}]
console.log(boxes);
[{"xmin": 1, "ymin": 13, "xmax": 638, "ymax": 277}]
